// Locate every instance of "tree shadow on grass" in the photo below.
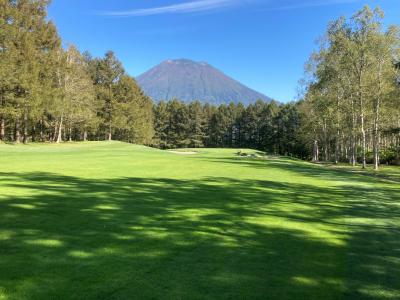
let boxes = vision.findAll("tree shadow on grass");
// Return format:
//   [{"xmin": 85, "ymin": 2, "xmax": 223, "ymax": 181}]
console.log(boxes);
[
  {"xmin": 197, "ymin": 155, "xmax": 400, "ymax": 184},
  {"xmin": 0, "ymin": 172, "xmax": 399, "ymax": 299}
]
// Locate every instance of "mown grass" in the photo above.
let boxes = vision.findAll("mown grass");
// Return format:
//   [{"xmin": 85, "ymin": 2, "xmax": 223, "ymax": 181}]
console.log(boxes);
[{"xmin": 0, "ymin": 141, "xmax": 399, "ymax": 300}]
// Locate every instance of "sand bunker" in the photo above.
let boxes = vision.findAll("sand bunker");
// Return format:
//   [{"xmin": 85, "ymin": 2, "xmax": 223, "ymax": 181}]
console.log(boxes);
[{"xmin": 168, "ymin": 151, "xmax": 198, "ymax": 155}]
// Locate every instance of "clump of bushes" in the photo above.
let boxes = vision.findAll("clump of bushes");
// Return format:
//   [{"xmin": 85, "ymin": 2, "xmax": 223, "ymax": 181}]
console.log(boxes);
[
  {"xmin": 237, "ymin": 150, "xmax": 249, "ymax": 157},
  {"xmin": 365, "ymin": 147, "xmax": 400, "ymax": 166}
]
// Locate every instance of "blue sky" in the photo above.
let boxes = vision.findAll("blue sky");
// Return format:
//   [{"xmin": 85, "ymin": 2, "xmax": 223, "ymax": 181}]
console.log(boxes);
[{"xmin": 48, "ymin": 0, "xmax": 400, "ymax": 102}]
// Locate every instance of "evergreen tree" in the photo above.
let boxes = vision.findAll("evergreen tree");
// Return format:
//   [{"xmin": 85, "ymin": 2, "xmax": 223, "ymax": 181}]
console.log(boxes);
[
  {"xmin": 0, "ymin": 0, "xmax": 15, "ymax": 141},
  {"xmin": 166, "ymin": 99, "xmax": 190, "ymax": 148},
  {"xmin": 259, "ymin": 101, "xmax": 278, "ymax": 153},
  {"xmin": 153, "ymin": 101, "xmax": 170, "ymax": 149},
  {"xmin": 113, "ymin": 75, "xmax": 154, "ymax": 144},
  {"xmin": 97, "ymin": 51, "xmax": 125, "ymax": 141},
  {"xmin": 188, "ymin": 101, "xmax": 206, "ymax": 148}
]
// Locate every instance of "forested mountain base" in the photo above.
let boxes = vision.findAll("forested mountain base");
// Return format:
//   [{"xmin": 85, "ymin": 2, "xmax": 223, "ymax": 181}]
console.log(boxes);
[
  {"xmin": 0, "ymin": 2, "xmax": 399, "ymax": 167},
  {"xmin": 152, "ymin": 99, "xmax": 306, "ymax": 157}
]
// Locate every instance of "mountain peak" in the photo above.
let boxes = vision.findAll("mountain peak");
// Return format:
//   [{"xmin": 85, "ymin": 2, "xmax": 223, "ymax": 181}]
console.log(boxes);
[
  {"xmin": 137, "ymin": 59, "xmax": 273, "ymax": 105},
  {"xmin": 162, "ymin": 59, "xmax": 208, "ymax": 66}
]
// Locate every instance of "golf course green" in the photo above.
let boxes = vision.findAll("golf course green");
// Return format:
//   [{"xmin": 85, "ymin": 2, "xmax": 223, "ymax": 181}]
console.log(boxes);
[{"xmin": 0, "ymin": 142, "xmax": 399, "ymax": 300}]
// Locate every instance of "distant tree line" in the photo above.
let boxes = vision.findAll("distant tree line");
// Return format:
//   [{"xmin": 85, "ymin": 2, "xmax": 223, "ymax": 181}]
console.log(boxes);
[
  {"xmin": 152, "ymin": 99, "xmax": 307, "ymax": 157},
  {"xmin": 1, "ymin": 2, "xmax": 399, "ymax": 167}
]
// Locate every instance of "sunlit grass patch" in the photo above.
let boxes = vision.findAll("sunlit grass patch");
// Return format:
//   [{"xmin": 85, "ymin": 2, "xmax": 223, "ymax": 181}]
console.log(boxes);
[{"xmin": 0, "ymin": 142, "xmax": 399, "ymax": 299}]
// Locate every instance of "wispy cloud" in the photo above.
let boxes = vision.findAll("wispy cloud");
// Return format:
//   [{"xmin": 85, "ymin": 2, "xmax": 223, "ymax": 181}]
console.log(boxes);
[
  {"xmin": 98, "ymin": 0, "xmax": 362, "ymax": 17},
  {"xmin": 100, "ymin": 0, "xmax": 238, "ymax": 17},
  {"xmin": 267, "ymin": 0, "xmax": 361, "ymax": 11}
]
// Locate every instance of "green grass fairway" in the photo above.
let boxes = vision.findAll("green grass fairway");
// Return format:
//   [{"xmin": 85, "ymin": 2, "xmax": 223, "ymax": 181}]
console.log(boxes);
[{"xmin": 0, "ymin": 142, "xmax": 399, "ymax": 300}]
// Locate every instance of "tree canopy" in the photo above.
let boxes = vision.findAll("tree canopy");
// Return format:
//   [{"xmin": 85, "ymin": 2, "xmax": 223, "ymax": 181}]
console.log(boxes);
[{"xmin": 1, "ymin": 3, "xmax": 399, "ymax": 167}]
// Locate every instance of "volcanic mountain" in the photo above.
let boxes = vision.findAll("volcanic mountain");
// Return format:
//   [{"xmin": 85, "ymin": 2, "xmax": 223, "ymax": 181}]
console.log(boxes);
[{"xmin": 136, "ymin": 59, "xmax": 273, "ymax": 105}]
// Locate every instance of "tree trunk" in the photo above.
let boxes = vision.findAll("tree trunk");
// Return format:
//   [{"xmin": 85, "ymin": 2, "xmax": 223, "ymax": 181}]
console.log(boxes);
[
  {"xmin": 323, "ymin": 120, "xmax": 328, "ymax": 161},
  {"xmin": 15, "ymin": 119, "xmax": 21, "ymax": 144},
  {"xmin": 108, "ymin": 83, "xmax": 113, "ymax": 141},
  {"xmin": 32, "ymin": 125, "xmax": 36, "ymax": 142},
  {"xmin": 0, "ymin": 91, "xmax": 4, "ymax": 141},
  {"xmin": 335, "ymin": 130, "xmax": 339, "ymax": 164},
  {"xmin": 360, "ymin": 107, "xmax": 367, "ymax": 169},
  {"xmin": 40, "ymin": 118, "xmax": 44, "ymax": 142},
  {"xmin": 108, "ymin": 124, "xmax": 112, "ymax": 141},
  {"xmin": 373, "ymin": 120, "xmax": 380, "ymax": 170},
  {"xmin": 56, "ymin": 114, "xmax": 63, "ymax": 143},
  {"xmin": 361, "ymin": 115, "xmax": 367, "ymax": 169},
  {"xmin": 0, "ymin": 116, "xmax": 4, "ymax": 141},
  {"xmin": 83, "ymin": 130, "xmax": 88, "ymax": 142},
  {"xmin": 312, "ymin": 139, "xmax": 319, "ymax": 163},
  {"xmin": 373, "ymin": 62, "xmax": 383, "ymax": 171},
  {"xmin": 352, "ymin": 139, "xmax": 356, "ymax": 166},
  {"xmin": 52, "ymin": 123, "xmax": 57, "ymax": 142},
  {"xmin": 350, "ymin": 95, "xmax": 357, "ymax": 166},
  {"xmin": 357, "ymin": 61, "xmax": 367, "ymax": 169},
  {"xmin": 23, "ymin": 111, "xmax": 28, "ymax": 144},
  {"xmin": 335, "ymin": 94, "xmax": 340, "ymax": 164},
  {"xmin": 69, "ymin": 126, "xmax": 72, "ymax": 142}
]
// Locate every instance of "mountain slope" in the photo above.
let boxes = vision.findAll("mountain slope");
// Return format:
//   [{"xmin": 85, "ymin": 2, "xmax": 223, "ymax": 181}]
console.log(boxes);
[{"xmin": 137, "ymin": 59, "xmax": 273, "ymax": 105}]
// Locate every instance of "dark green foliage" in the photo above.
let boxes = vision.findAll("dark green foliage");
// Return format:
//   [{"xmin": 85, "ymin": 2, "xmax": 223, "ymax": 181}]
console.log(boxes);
[
  {"xmin": 167, "ymin": 99, "xmax": 191, "ymax": 148},
  {"xmin": 0, "ymin": 0, "xmax": 61, "ymax": 143},
  {"xmin": 0, "ymin": 1, "xmax": 316, "ymax": 157},
  {"xmin": 112, "ymin": 75, "xmax": 154, "ymax": 144},
  {"xmin": 153, "ymin": 101, "xmax": 169, "ymax": 149},
  {"xmin": 3, "ymin": 2, "xmax": 397, "ymax": 167},
  {"xmin": 273, "ymin": 103, "xmax": 305, "ymax": 157},
  {"xmin": 188, "ymin": 101, "xmax": 206, "ymax": 148},
  {"xmin": 152, "ymin": 98, "xmax": 308, "ymax": 157},
  {"xmin": 0, "ymin": 1, "xmax": 154, "ymax": 145},
  {"xmin": 96, "ymin": 51, "xmax": 125, "ymax": 140}
]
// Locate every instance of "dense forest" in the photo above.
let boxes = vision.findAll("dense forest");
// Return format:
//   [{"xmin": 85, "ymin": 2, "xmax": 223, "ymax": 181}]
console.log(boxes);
[
  {"xmin": 0, "ymin": 1, "xmax": 399, "ymax": 168},
  {"xmin": 153, "ymin": 99, "xmax": 305, "ymax": 156},
  {"xmin": 0, "ymin": 0, "xmax": 154, "ymax": 145}
]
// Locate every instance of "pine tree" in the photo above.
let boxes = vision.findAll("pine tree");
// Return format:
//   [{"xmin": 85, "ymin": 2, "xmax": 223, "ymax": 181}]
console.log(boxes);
[
  {"xmin": 153, "ymin": 101, "xmax": 170, "ymax": 148},
  {"xmin": 167, "ymin": 99, "xmax": 190, "ymax": 148},
  {"xmin": 188, "ymin": 101, "xmax": 206, "ymax": 147},
  {"xmin": 0, "ymin": 0, "xmax": 61, "ymax": 143},
  {"xmin": 260, "ymin": 101, "xmax": 279, "ymax": 153},
  {"xmin": 0, "ymin": 0, "xmax": 15, "ymax": 141},
  {"xmin": 97, "ymin": 51, "xmax": 125, "ymax": 141},
  {"xmin": 113, "ymin": 75, "xmax": 154, "ymax": 144}
]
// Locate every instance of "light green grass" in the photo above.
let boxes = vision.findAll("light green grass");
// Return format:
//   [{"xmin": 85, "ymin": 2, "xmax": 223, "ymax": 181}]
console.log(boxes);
[{"xmin": 0, "ymin": 141, "xmax": 399, "ymax": 300}]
